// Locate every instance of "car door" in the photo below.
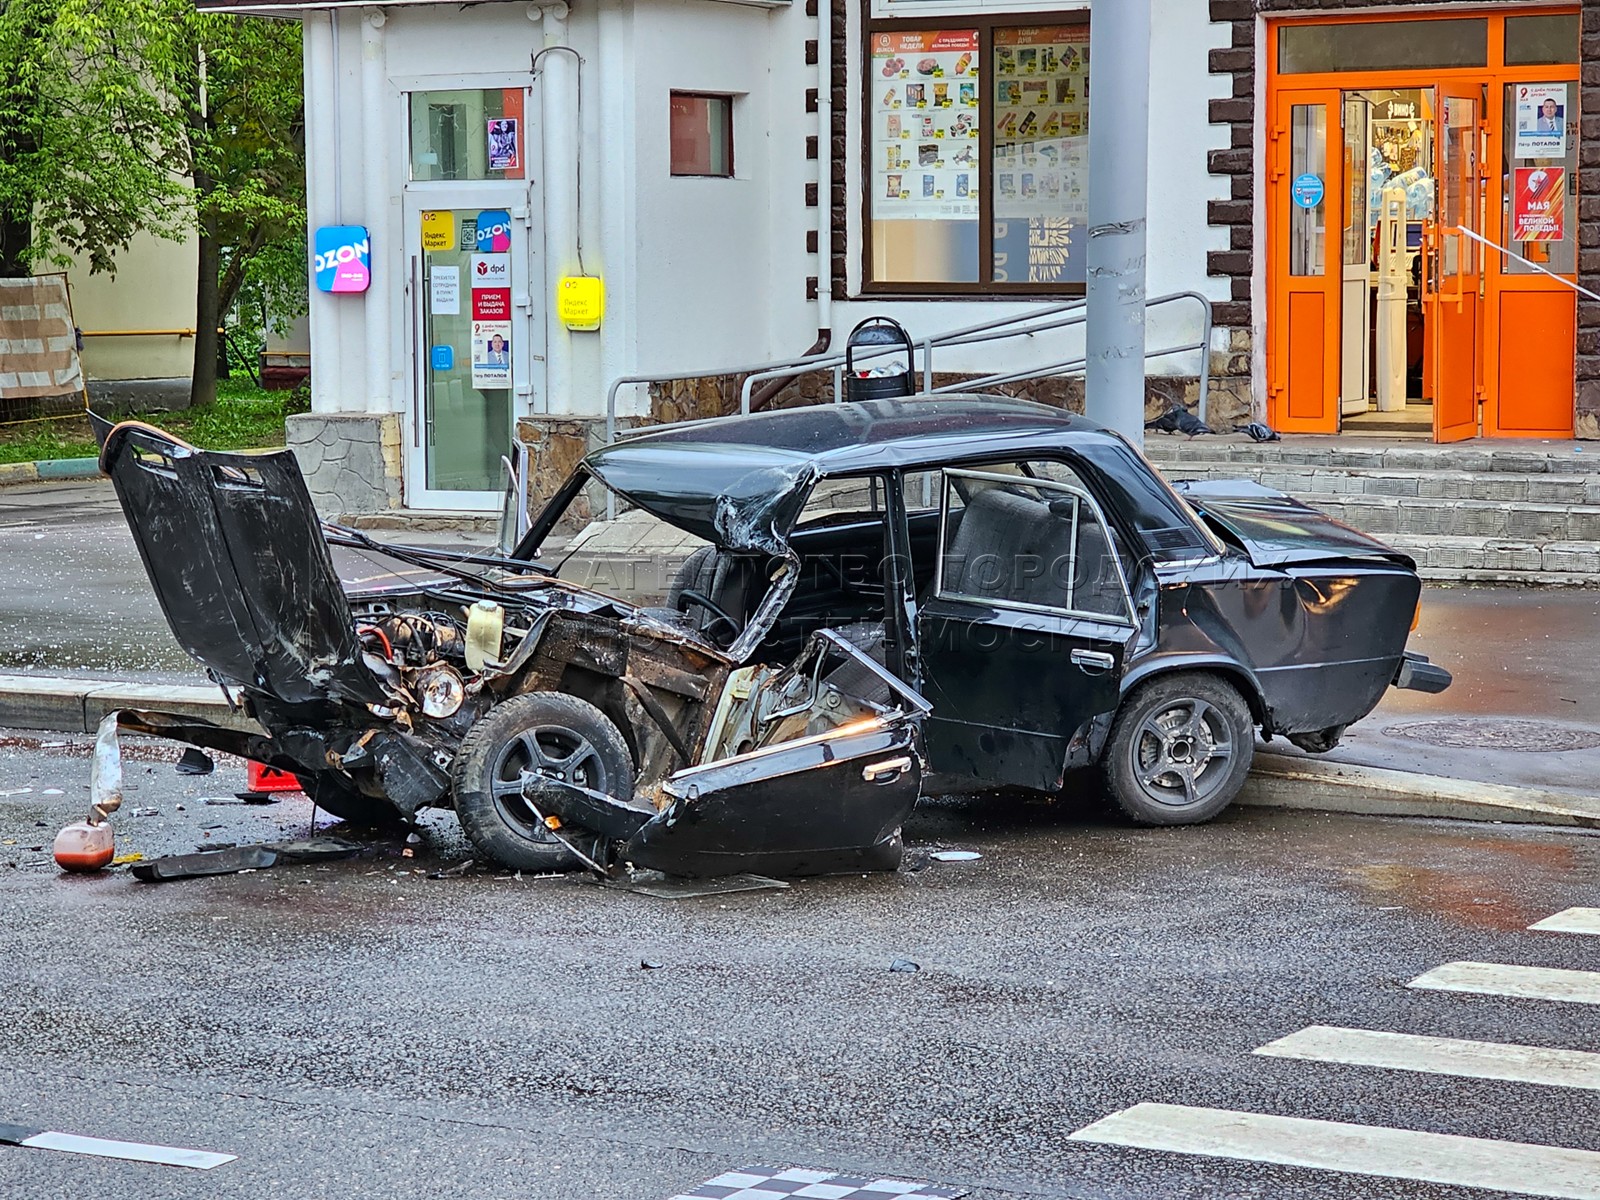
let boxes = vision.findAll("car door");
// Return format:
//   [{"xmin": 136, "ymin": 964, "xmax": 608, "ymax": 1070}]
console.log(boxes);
[
  {"xmin": 915, "ymin": 464, "xmax": 1138, "ymax": 793},
  {"xmin": 620, "ymin": 631, "xmax": 931, "ymax": 878}
]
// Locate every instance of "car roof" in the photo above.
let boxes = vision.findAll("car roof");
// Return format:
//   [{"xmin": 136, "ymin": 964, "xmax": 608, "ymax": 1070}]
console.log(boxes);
[{"xmin": 589, "ymin": 394, "xmax": 1119, "ymax": 480}]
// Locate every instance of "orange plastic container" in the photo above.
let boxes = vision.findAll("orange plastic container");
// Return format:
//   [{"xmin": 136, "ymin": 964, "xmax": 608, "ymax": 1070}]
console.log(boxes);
[{"xmin": 53, "ymin": 821, "xmax": 115, "ymax": 872}]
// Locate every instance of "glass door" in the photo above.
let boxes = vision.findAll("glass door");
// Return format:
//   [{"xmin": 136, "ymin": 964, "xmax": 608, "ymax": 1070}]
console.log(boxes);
[
  {"xmin": 1340, "ymin": 93, "xmax": 1372, "ymax": 418},
  {"xmin": 402, "ymin": 189, "xmax": 543, "ymax": 510},
  {"xmin": 1428, "ymin": 84, "xmax": 1483, "ymax": 442},
  {"xmin": 1267, "ymin": 88, "xmax": 1342, "ymax": 433}
]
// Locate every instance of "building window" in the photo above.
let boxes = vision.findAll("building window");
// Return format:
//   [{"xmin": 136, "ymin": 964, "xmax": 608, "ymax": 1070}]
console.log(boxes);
[
  {"xmin": 670, "ymin": 93, "xmax": 734, "ymax": 177},
  {"xmin": 1277, "ymin": 19, "xmax": 1488, "ymax": 75},
  {"xmin": 865, "ymin": 15, "xmax": 1090, "ymax": 293},
  {"xmin": 408, "ymin": 89, "xmax": 525, "ymax": 182}
]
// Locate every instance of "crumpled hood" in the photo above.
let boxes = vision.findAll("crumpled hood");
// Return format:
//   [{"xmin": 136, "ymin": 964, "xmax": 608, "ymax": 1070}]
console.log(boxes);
[{"xmin": 1171, "ymin": 479, "xmax": 1414, "ymax": 569}]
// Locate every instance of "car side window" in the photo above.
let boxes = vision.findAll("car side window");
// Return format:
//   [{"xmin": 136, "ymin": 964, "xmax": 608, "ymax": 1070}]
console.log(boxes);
[{"xmin": 936, "ymin": 467, "xmax": 1132, "ymax": 622}]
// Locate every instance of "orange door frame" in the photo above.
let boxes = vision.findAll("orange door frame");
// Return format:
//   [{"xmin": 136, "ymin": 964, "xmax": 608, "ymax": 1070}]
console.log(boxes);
[{"xmin": 1264, "ymin": 8, "xmax": 1579, "ymax": 440}]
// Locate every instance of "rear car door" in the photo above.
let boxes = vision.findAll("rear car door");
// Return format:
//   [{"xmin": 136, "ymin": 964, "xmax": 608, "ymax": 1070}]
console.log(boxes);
[{"xmin": 915, "ymin": 464, "xmax": 1138, "ymax": 792}]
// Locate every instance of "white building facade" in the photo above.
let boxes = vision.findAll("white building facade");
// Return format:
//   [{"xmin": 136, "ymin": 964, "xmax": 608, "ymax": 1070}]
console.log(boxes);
[{"xmin": 197, "ymin": 0, "xmax": 1240, "ymax": 514}]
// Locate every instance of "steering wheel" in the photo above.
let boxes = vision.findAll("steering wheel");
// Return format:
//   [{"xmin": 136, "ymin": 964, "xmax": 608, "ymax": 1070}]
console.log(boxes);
[{"xmin": 675, "ymin": 588, "xmax": 743, "ymax": 644}]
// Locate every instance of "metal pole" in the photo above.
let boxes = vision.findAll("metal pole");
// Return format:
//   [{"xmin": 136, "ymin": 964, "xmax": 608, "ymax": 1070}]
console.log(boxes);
[{"xmin": 1085, "ymin": 0, "xmax": 1151, "ymax": 446}]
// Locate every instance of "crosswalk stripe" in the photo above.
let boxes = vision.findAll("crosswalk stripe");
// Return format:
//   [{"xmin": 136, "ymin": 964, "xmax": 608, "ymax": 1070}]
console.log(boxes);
[
  {"xmin": 1409, "ymin": 961, "xmax": 1600, "ymax": 1006},
  {"xmin": 1255, "ymin": 1025, "xmax": 1600, "ymax": 1090},
  {"xmin": 1068, "ymin": 1103, "xmax": 1600, "ymax": 1199},
  {"xmin": 1532, "ymin": 908, "xmax": 1600, "ymax": 936}
]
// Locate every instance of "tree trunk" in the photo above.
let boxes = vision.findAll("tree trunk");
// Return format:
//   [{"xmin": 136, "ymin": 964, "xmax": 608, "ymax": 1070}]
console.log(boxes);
[
  {"xmin": 0, "ymin": 212, "xmax": 31, "ymax": 278},
  {"xmin": 192, "ymin": 210, "xmax": 221, "ymax": 408}
]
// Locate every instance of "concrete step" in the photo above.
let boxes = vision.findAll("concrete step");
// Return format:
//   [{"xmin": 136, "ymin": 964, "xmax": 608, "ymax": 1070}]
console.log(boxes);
[
  {"xmin": 1260, "ymin": 492, "xmax": 1600, "ymax": 543},
  {"xmin": 1388, "ymin": 534, "xmax": 1600, "ymax": 584},
  {"xmin": 1156, "ymin": 461, "xmax": 1600, "ymax": 505},
  {"xmin": 1145, "ymin": 439, "xmax": 1600, "ymax": 476}
]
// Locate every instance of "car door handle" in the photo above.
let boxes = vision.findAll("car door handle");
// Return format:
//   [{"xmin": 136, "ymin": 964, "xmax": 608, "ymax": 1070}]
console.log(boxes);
[
  {"xmin": 1071, "ymin": 649, "xmax": 1116, "ymax": 675},
  {"xmin": 862, "ymin": 756, "xmax": 912, "ymax": 784}
]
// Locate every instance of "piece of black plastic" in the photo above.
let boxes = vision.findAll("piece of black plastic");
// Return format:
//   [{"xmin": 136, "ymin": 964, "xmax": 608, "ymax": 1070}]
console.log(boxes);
[{"xmin": 175, "ymin": 748, "xmax": 215, "ymax": 776}]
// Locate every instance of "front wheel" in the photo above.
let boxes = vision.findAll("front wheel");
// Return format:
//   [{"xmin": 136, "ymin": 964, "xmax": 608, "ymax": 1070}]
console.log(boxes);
[
  {"xmin": 1101, "ymin": 673, "xmax": 1253, "ymax": 826},
  {"xmin": 452, "ymin": 692, "xmax": 634, "ymax": 871}
]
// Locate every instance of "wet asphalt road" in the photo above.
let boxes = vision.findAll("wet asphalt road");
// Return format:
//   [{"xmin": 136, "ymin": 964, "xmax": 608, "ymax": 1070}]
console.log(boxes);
[{"xmin": 2, "ymin": 732, "xmax": 1598, "ymax": 1199}]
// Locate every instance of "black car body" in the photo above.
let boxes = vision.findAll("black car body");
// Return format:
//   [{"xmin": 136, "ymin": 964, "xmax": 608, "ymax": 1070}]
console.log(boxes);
[{"xmin": 94, "ymin": 397, "xmax": 1448, "ymax": 877}]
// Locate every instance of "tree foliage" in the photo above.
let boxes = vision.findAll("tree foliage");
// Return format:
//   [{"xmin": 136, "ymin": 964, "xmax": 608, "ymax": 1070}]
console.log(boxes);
[{"xmin": 0, "ymin": 0, "xmax": 191, "ymax": 275}]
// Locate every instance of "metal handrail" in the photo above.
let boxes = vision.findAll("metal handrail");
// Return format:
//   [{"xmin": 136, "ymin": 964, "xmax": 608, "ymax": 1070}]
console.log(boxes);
[
  {"xmin": 1455, "ymin": 226, "xmax": 1600, "ymax": 302},
  {"xmin": 604, "ymin": 289, "xmax": 1215, "ymax": 446}
]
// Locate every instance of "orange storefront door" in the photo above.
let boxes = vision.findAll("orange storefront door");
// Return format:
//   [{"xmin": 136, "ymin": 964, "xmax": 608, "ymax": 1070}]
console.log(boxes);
[
  {"xmin": 1426, "ymin": 83, "xmax": 1485, "ymax": 442},
  {"xmin": 1267, "ymin": 89, "xmax": 1342, "ymax": 433}
]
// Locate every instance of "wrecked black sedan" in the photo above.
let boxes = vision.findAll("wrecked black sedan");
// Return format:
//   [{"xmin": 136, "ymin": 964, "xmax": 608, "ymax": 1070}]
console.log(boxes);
[{"xmin": 94, "ymin": 397, "xmax": 1448, "ymax": 878}]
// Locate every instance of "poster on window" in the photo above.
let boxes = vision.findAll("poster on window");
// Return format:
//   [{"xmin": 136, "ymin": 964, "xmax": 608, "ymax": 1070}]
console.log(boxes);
[
  {"xmin": 487, "ymin": 118, "xmax": 520, "ymax": 172},
  {"xmin": 992, "ymin": 24, "xmax": 1089, "ymax": 283},
  {"xmin": 871, "ymin": 30, "xmax": 980, "ymax": 221},
  {"xmin": 1512, "ymin": 167, "xmax": 1566, "ymax": 241},
  {"xmin": 471, "ymin": 320, "xmax": 512, "ymax": 389},
  {"xmin": 1514, "ymin": 83, "xmax": 1567, "ymax": 160}
]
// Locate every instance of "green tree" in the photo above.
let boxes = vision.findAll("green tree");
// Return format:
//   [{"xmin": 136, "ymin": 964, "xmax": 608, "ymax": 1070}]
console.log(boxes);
[
  {"xmin": 172, "ymin": 11, "xmax": 306, "ymax": 406},
  {"xmin": 0, "ymin": 0, "xmax": 189, "ymax": 276}
]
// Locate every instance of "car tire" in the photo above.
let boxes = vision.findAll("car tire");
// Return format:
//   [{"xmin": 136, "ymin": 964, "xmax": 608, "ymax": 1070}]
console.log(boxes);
[
  {"xmin": 297, "ymin": 771, "xmax": 404, "ymax": 827},
  {"xmin": 451, "ymin": 692, "xmax": 634, "ymax": 872},
  {"xmin": 1102, "ymin": 673, "xmax": 1253, "ymax": 826}
]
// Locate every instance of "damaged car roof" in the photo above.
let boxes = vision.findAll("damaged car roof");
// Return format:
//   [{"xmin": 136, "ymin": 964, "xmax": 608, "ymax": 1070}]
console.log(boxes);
[{"xmin": 577, "ymin": 396, "xmax": 1128, "ymax": 552}]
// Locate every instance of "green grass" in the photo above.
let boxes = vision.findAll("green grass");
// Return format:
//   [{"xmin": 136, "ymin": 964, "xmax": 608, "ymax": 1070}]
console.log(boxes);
[{"xmin": 0, "ymin": 379, "xmax": 300, "ymax": 465}]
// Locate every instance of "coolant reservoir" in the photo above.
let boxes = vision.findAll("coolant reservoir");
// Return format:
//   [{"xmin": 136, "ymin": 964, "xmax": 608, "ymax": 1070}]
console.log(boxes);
[
  {"xmin": 54, "ymin": 820, "xmax": 114, "ymax": 872},
  {"xmin": 465, "ymin": 600, "xmax": 505, "ymax": 672}
]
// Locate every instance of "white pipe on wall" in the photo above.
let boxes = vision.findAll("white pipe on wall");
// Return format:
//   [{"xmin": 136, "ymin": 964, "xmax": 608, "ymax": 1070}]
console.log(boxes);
[
  {"xmin": 360, "ymin": 8, "xmax": 392, "ymax": 416},
  {"xmin": 816, "ymin": 0, "xmax": 832, "ymax": 348},
  {"xmin": 305, "ymin": 12, "xmax": 341, "ymax": 415},
  {"xmin": 539, "ymin": 4, "xmax": 578, "ymax": 416}
]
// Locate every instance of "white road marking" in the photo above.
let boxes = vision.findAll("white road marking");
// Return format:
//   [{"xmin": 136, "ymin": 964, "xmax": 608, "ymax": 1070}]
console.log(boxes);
[
  {"xmin": 1532, "ymin": 908, "xmax": 1600, "ymax": 937},
  {"xmin": 1068, "ymin": 1103, "xmax": 1600, "ymax": 1199},
  {"xmin": 1256, "ymin": 1025, "xmax": 1600, "ymax": 1090},
  {"xmin": 1409, "ymin": 961, "xmax": 1600, "ymax": 1006},
  {"xmin": 22, "ymin": 1130, "xmax": 235, "ymax": 1170}
]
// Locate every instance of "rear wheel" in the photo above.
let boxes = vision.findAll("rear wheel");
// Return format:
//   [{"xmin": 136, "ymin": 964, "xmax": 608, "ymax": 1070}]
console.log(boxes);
[
  {"xmin": 452, "ymin": 692, "xmax": 634, "ymax": 872},
  {"xmin": 1102, "ymin": 673, "xmax": 1253, "ymax": 826}
]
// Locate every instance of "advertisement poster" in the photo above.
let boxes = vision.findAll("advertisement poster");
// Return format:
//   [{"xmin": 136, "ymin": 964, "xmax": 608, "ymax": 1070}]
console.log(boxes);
[
  {"xmin": 1514, "ymin": 83, "xmax": 1567, "ymax": 159},
  {"xmin": 420, "ymin": 210, "xmax": 455, "ymax": 252},
  {"xmin": 475, "ymin": 210, "xmax": 512, "ymax": 253},
  {"xmin": 870, "ymin": 29, "xmax": 980, "ymax": 222},
  {"xmin": 429, "ymin": 265, "xmax": 460, "ymax": 315},
  {"xmin": 487, "ymin": 119, "xmax": 519, "ymax": 172},
  {"xmin": 472, "ymin": 288, "xmax": 511, "ymax": 320},
  {"xmin": 471, "ymin": 321, "xmax": 512, "ymax": 389},
  {"xmin": 312, "ymin": 225, "xmax": 370, "ymax": 293},
  {"xmin": 992, "ymin": 25, "xmax": 1090, "ymax": 283},
  {"xmin": 1512, "ymin": 167, "xmax": 1566, "ymax": 241},
  {"xmin": 470, "ymin": 253, "xmax": 509, "ymax": 290}
]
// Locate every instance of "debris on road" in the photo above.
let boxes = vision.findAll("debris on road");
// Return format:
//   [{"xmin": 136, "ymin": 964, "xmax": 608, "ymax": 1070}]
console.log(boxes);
[
  {"xmin": 129, "ymin": 837, "xmax": 362, "ymax": 883},
  {"xmin": 0, "ymin": 1121, "xmax": 234, "ymax": 1171},
  {"xmin": 930, "ymin": 850, "xmax": 982, "ymax": 863},
  {"xmin": 174, "ymin": 748, "xmax": 214, "ymax": 776},
  {"xmin": 888, "ymin": 958, "xmax": 920, "ymax": 973},
  {"xmin": 52, "ymin": 820, "xmax": 114, "ymax": 872}
]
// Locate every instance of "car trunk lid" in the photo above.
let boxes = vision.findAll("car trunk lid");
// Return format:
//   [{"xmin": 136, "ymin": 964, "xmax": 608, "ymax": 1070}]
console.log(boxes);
[{"xmin": 1171, "ymin": 480, "xmax": 1415, "ymax": 569}]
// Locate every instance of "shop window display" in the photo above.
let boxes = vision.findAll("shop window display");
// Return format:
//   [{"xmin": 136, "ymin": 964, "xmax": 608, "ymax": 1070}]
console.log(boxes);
[{"xmin": 866, "ymin": 15, "xmax": 1089, "ymax": 291}]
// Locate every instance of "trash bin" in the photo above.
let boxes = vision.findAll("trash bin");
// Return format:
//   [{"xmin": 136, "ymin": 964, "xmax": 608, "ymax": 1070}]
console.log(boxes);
[{"xmin": 844, "ymin": 317, "xmax": 917, "ymax": 402}]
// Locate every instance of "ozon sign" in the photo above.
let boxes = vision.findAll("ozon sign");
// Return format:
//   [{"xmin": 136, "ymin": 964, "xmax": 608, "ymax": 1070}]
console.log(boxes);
[{"xmin": 313, "ymin": 225, "xmax": 371, "ymax": 293}]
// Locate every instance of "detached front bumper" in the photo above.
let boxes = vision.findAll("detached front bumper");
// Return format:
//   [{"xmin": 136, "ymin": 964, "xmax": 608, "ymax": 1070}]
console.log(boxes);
[{"xmin": 1393, "ymin": 650, "xmax": 1453, "ymax": 694}]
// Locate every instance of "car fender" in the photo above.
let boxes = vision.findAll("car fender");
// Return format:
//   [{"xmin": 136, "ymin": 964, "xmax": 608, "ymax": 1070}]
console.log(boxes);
[{"xmin": 1117, "ymin": 653, "xmax": 1272, "ymax": 733}]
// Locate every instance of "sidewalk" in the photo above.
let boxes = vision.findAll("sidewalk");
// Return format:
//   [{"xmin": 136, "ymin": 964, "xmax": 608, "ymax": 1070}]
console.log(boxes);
[{"xmin": 2, "ymin": 478, "xmax": 1598, "ymax": 828}]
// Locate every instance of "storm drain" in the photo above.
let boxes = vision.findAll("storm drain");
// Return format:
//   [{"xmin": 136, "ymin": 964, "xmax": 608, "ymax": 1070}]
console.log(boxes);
[
  {"xmin": 1381, "ymin": 719, "xmax": 1600, "ymax": 753},
  {"xmin": 669, "ymin": 1165, "xmax": 966, "ymax": 1199}
]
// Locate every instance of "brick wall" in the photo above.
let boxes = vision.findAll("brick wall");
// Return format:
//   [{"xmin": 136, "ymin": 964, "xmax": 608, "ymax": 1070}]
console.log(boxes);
[{"xmin": 1209, "ymin": 0, "xmax": 1600, "ymax": 437}]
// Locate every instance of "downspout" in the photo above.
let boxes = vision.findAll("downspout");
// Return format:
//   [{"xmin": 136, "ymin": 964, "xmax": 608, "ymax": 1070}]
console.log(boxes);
[
  {"xmin": 361, "ymin": 7, "xmax": 391, "ymax": 416},
  {"xmin": 535, "ymin": 4, "xmax": 578, "ymax": 415},
  {"xmin": 750, "ymin": 0, "xmax": 834, "ymax": 413}
]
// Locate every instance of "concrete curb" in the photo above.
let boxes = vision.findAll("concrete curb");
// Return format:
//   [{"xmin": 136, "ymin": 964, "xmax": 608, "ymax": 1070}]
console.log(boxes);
[
  {"xmin": 0, "ymin": 674, "xmax": 261, "ymax": 736},
  {"xmin": 1241, "ymin": 752, "xmax": 1600, "ymax": 829},
  {"xmin": 3, "ymin": 674, "xmax": 1597, "ymax": 830},
  {"xmin": 0, "ymin": 458, "xmax": 100, "ymax": 487}
]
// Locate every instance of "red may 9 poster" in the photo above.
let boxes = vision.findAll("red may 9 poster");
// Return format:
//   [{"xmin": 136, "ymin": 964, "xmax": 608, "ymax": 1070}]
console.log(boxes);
[{"xmin": 1512, "ymin": 167, "xmax": 1565, "ymax": 242}]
